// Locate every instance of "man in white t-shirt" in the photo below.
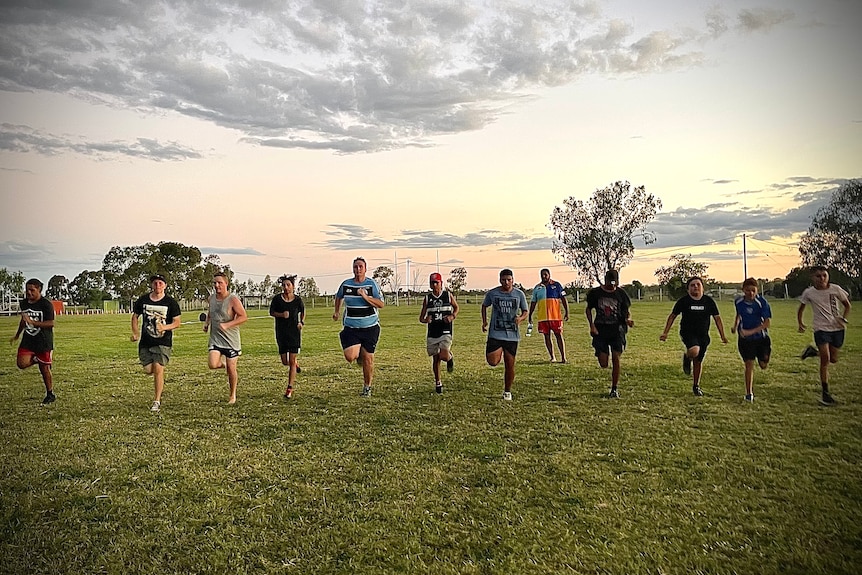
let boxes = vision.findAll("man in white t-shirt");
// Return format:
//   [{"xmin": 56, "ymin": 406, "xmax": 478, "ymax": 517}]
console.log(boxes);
[{"xmin": 797, "ymin": 266, "xmax": 852, "ymax": 406}]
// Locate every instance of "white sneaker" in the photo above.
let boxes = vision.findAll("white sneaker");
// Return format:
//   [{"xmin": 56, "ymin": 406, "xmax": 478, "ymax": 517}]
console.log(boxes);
[
  {"xmin": 150, "ymin": 401, "xmax": 161, "ymax": 412},
  {"xmin": 502, "ymin": 391, "xmax": 513, "ymax": 401}
]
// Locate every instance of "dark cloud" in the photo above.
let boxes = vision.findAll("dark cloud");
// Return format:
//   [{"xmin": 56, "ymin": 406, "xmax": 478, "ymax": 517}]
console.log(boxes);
[
  {"xmin": 0, "ymin": 124, "xmax": 202, "ymax": 161},
  {"xmin": 0, "ymin": 1, "xmax": 793, "ymax": 154}
]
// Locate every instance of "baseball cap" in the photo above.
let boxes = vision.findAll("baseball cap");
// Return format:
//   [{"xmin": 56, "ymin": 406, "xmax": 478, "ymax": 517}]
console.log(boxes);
[
  {"xmin": 150, "ymin": 273, "xmax": 167, "ymax": 283},
  {"xmin": 604, "ymin": 269, "xmax": 619, "ymax": 285},
  {"xmin": 429, "ymin": 272, "xmax": 443, "ymax": 283}
]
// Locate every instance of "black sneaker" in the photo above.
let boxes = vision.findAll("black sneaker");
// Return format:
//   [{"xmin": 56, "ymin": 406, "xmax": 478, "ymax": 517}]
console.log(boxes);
[
  {"xmin": 360, "ymin": 386, "xmax": 372, "ymax": 397},
  {"xmin": 693, "ymin": 386, "xmax": 704, "ymax": 397},
  {"xmin": 819, "ymin": 393, "xmax": 836, "ymax": 406},
  {"xmin": 682, "ymin": 354, "xmax": 692, "ymax": 375},
  {"xmin": 446, "ymin": 356, "xmax": 454, "ymax": 373},
  {"xmin": 41, "ymin": 392, "xmax": 56, "ymax": 406},
  {"xmin": 608, "ymin": 388, "xmax": 620, "ymax": 399},
  {"xmin": 435, "ymin": 382, "xmax": 443, "ymax": 394},
  {"xmin": 296, "ymin": 366, "xmax": 302, "ymax": 374},
  {"xmin": 800, "ymin": 345, "xmax": 818, "ymax": 360}
]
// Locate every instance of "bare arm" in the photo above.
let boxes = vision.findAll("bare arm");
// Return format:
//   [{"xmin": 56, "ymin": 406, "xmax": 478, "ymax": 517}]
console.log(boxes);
[
  {"xmin": 714, "ymin": 315, "xmax": 728, "ymax": 343},
  {"xmin": 659, "ymin": 313, "xmax": 678, "ymax": 341},
  {"xmin": 332, "ymin": 297, "xmax": 343, "ymax": 321},
  {"xmin": 528, "ymin": 300, "xmax": 537, "ymax": 323},
  {"xmin": 130, "ymin": 313, "xmax": 140, "ymax": 341},
  {"xmin": 481, "ymin": 304, "xmax": 489, "ymax": 332},
  {"xmin": 419, "ymin": 297, "xmax": 430, "ymax": 323},
  {"xmin": 797, "ymin": 302, "xmax": 807, "ymax": 332},
  {"xmin": 447, "ymin": 293, "xmax": 459, "ymax": 323}
]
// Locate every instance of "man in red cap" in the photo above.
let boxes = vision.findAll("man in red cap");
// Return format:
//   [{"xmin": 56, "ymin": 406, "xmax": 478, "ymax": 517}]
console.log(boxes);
[{"xmin": 419, "ymin": 272, "xmax": 459, "ymax": 394}]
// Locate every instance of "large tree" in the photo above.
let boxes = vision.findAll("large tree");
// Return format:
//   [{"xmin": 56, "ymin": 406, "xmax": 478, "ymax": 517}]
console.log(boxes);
[
  {"xmin": 549, "ymin": 181, "xmax": 661, "ymax": 285},
  {"xmin": 297, "ymin": 277, "xmax": 319, "ymax": 298},
  {"xmin": 798, "ymin": 179, "xmax": 862, "ymax": 297},
  {"xmin": 68, "ymin": 270, "xmax": 111, "ymax": 308},
  {"xmin": 448, "ymin": 267, "xmax": 467, "ymax": 293},
  {"xmin": 102, "ymin": 242, "xmax": 229, "ymax": 302},
  {"xmin": 46, "ymin": 275, "xmax": 69, "ymax": 300},
  {"xmin": 0, "ymin": 267, "xmax": 25, "ymax": 297},
  {"xmin": 654, "ymin": 254, "xmax": 710, "ymax": 299}
]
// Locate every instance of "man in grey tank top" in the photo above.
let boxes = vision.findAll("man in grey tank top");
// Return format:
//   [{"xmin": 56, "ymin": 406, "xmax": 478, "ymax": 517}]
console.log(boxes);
[{"xmin": 204, "ymin": 272, "xmax": 248, "ymax": 404}]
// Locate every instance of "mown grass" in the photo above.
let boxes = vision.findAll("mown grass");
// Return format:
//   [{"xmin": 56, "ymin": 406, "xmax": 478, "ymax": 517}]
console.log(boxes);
[{"xmin": 1, "ymin": 298, "xmax": 860, "ymax": 574}]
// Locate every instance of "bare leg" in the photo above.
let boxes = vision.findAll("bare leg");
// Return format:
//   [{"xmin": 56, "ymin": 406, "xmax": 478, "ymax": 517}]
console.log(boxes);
[
  {"xmin": 225, "ymin": 357, "xmax": 239, "ymax": 404},
  {"xmin": 503, "ymin": 351, "xmax": 516, "ymax": 392},
  {"xmin": 543, "ymin": 333, "xmax": 555, "ymax": 361},
  {"xmin": 555, "ymin": 331, "xmax": 567, "ymax": 363},
  {"xmin": 359, "ymin": 348, "xmax": 374, "ymax": 387},
  {"xmin": 744, "ymin": 359, "xmax": 755, "ymax": 396},
  {"xmin": 611, "ymin": 350, "xmax": 622, "ymax": 388}
]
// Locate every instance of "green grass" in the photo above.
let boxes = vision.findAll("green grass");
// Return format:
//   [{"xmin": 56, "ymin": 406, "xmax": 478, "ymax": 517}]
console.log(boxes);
[{"xmin": 1, "ymin": 299, "xmax": 860, "ymax": 574}]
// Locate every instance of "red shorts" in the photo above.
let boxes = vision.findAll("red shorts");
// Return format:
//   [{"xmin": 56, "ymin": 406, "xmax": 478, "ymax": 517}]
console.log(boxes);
[
  {"xmin": 18, "ymin": 348, "xmax": 53, "ymax": 365},
  {"xmin": 538, "ymin": 320, "xmax": 563, "ymax": 335}
]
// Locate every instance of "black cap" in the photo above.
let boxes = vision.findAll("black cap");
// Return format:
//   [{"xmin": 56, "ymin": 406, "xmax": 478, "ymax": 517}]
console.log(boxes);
[
  {"xmin": 150, "ymin": 274, "xmax": 167, "ymax": 283},
  {"xmin": 604, "ymin": 269, "xmax": 619, "ymax": 285}
]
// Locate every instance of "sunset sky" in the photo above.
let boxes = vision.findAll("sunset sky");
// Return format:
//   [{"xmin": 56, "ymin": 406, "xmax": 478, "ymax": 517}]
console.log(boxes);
[{"xmin": 1, "ymin": 0, "xmax": 860, "ymax": 294}]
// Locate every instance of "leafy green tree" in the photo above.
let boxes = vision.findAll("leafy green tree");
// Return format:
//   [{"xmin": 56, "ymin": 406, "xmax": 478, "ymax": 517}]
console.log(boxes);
[
  {"xmin": 0, "ymin": 267, "xmax": 25, "ymax": 298},
  {"xmin": 372, "ymin": 266, "xmax": 395, "ymax": 293},
  {"xmin": 448, "ymin": 267, "xmax": 467, "ymax": 293},
  {"xmin": 101, "ymin": 242, "xmax": 230, "ymax": 301},
  {"xmin": 798, "ymin": 179, "xmax": 862, "ymax": 298},
  {"xmin": 297, "ymin": 277, "xmax": 320, "ymax": 298},
  {"xmin": 654, "ymin": 254, "xmax": 710, "ymax": 299},
  {"xmin": 68, "ymin": 270, "xmax": 111, "ymax": 308},
  {"xmin": 550, "ymin": 181, "xmax": 661, "ymax": 285},
  {"xmin": 46, "ymin": 275, "xmax": 69, "ymax": 300}
]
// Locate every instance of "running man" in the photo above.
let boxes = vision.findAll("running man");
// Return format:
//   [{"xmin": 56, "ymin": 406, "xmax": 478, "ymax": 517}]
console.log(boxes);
[
  {"xmin": 419, "ymin": 272, "xmax": 459, "ymax": 394},
  {"xmin": 10, "ymin": 278, "xmax": 56, "ymax": 405},
  {"xmin": 482, "ymin": 268, "xmax": 529, "ymax": 401},
  {"xmin": 797, "ymin": 266, "xmax": 851, "ymax": 406},
  {"xmin": 131, "ymin": 274, "xmax": 182, "ymax": 412},
  {"xmin": 731, "ymin": 278, "xmax": 772, "ymax": 402},
  {"xmin": 270, "ymin": 275, "xmax": 305, "ymax": 399},
  {"xmin": 204, "ymin": 271, "xmax": 247, "ymax": 404},
  {"xmin": 333, "ymin": 257, "xmax": 385, "ymax": 397},
  {"xmin": 585, "ymin": 270, "xmax": 633, "ymax": 398},
  {"xmin": 660, "ymin": 277, "xmax": 728, "ymax": 396}
]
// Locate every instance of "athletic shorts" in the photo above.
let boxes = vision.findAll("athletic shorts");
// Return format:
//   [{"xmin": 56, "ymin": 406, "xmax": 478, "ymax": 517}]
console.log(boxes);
[
  {"xmin": 592, "ymin": 330, "xmax": 626, "ymax": 357},
  {"xmin": 537, "ymin": 320, "xmax": 563, "ymax": 335},
  {"xmin": 278, "ymin": 343, "xmax": 300, "ymax": 355},
  {"xmin": 681, "ymin": 333, "xmax": 710, "ymax": 362},
  {"xmin": 814, "ymin": 330, "xmax": 845, "ymax": 348},
  {"xmin": 209, "ymin": 345, "xmax": 241, "ymax": 359},
  {"xmin": 426, "ymin": 334, "xmax": 453, "ymax": 356},
  {"xmin": 737, "ymin": 336, "xmax": 771, "ymax": 362},
  {"xmin": 340, "ymin": 325, "xmax": 380, "ymax": 354},
  {"xmin": 139, "ymin": 345, "xmax": 172, "ymax": 367},
  {"xmin": 17, "ymin": 347, "xmax": 53, "ymax": 365},
  {"xmin": 486, "ymin": 337, "xmax": 518, "ymax": 357}
]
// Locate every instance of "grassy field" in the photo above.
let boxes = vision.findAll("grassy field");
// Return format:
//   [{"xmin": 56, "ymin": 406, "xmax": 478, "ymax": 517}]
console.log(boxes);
[{"xmin": 1, "ymin": 298, "xmax": 860, "ymax": 574}]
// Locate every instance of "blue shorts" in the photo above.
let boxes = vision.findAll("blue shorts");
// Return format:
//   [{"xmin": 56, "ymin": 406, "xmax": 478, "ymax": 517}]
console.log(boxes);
[{"xmin": 814, "ymin": 330, "xmax": 845, "ymax": 348}]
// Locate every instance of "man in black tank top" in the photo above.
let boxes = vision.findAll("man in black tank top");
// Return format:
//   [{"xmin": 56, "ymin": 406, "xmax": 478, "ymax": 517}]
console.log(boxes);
[{"xmin": 419, "ymin": 273, "xmax": 459, "ymax": 394}]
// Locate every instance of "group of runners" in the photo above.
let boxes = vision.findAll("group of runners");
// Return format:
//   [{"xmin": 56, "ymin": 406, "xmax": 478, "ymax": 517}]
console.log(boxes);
[{"xmin": 9, "ymin": 263, "xmax": 852, "ymax": 409}]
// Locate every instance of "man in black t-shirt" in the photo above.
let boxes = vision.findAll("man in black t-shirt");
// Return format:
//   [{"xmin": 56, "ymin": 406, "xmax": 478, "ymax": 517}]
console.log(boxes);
[
  {"xmin": 660, "ymin": 277, "xmax": 728, "ymax": 396},
  {"xmin": 10, "ymin": 278, "xmax": 56, "ymax": 405},
  {"xmin": 131, "ymin": 274, "xmax": 182, "ymax": 412},
  {"xmin": 585, "ymin": 270, "xmax": 633, "ymax": 398}
]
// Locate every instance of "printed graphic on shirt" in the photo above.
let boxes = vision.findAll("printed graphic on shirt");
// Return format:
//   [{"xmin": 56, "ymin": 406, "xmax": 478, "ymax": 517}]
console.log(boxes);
[
  {"xmin": 23, "ymin": 309, "xmax": 43, "ymax": 337},
  {"xmin": 493, "ymin": 296, "xmax": 519, "ymax": 332},
  {"xmin": 143, "ymin": 303, "xmax": 169, "ymax": 339}
]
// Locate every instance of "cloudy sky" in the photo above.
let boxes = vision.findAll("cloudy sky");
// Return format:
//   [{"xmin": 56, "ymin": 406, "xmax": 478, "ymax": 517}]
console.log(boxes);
[{"xmin": 1, "ymin": 0, "xmax": 860, "ymax": 293}]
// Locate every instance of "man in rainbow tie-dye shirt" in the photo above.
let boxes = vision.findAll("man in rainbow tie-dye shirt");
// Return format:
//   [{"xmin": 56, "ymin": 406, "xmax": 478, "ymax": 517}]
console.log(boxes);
[{"xmin": 528, "ymin": 268, "xmax": 570, "ymax": 363}]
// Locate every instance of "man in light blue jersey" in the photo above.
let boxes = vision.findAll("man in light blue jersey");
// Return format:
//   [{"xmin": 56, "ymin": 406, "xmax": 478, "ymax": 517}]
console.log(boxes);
[{"xmin": 333, "ymin": 257, "xmax": 385, "ymax": 397}]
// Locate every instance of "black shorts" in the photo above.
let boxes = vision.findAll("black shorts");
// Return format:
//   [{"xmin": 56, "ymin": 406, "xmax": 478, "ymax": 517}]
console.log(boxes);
[
  {"xmin": 592, "ymin": 329, "xmax": 626, "ymax": 357},
  {"xmin": 209, "ymin": 345, "xmax": 241, "ymax": 359},
  {"xmin": 681, "ymin": 333, "xmax": 710, "ymax": 362},
  {"xmin": 814, "ymin": 330, "xmax": 845, "ymax": 348},
  {"xmin": 737, "ymin": 336, "xmax": 771, "ymax": 362},
  {"xmin": 340, "ymin": 325, "xmax": 380, "ymax": 354},
  {"xmin": 486, "ymin": 337, "xmax": 518, "ymax": 357}
]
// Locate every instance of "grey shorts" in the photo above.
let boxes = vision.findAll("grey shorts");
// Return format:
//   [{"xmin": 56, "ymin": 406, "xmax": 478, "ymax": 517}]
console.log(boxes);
[
  {"xmin": 139, "ymin": 345, "xmax": 172, "ymax": 367},
  {"xmin": 426, "ymin": 334, "xmax": 453, "ymax": 356}
]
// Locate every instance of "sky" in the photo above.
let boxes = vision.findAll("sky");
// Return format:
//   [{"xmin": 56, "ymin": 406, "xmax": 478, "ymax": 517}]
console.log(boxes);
[{"xmin": 1, "ymin": 0, "xmax": 860, "ymax": 294}]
